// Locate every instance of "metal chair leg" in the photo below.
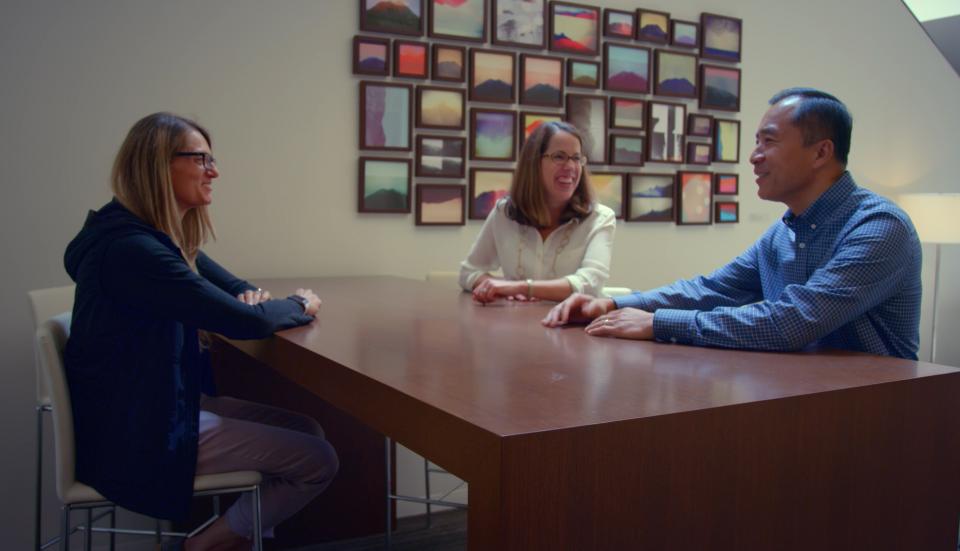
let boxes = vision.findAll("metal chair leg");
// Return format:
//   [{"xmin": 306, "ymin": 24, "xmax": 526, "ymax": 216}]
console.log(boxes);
[
  {"xmin": 252, "ymin": 486, "xmax": 263, "ymax": 551},
  {"xmin": 83, "ymin": 509, "xmax": 92, "ymax": 551},
  {"xmin": 385, "ymin": 437, "xmax": 393, "ymax": 550},
  {"xmin": 424, "ymin": 458, "xmax": 432, "ymax": 529},
  {"xmin": 36, "ymin": 405, "xmax": 45, "ymax": 551},
  {"xmin": 109, "ymin": 507, "xmax": 116, "ymax": 551},
  {"xmin": 154, "ymin": 519, "xmax": 161, "ymax": 543},
  {"xmin": 60, "ymin": 506, "xmax": 70, "ymax": 551}
]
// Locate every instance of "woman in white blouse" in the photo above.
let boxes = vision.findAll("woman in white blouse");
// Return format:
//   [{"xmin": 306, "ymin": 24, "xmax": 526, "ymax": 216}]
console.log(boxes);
[{"xmin": 460, "ymin": 121, "xmax": 616, "ymax": 303}]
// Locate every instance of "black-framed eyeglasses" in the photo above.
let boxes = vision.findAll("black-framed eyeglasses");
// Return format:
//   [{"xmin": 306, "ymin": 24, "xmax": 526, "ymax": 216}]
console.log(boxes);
[
  {"xmin": 174, "ymin": 151, "xmax": 217, "ymax": 170},
  {"xmin": 542, "ymin": 151, "xmax": 587, "ymax": 166}
]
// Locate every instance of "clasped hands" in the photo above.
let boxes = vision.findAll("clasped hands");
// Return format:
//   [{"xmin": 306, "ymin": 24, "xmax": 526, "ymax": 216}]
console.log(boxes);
[
  {"xmin": 237, "ymin": 287, "xmax": 322, "ymax": 316},
  {"xmin": 472, "ymin": 277, "xmax": 537, "ymax": 304},
  {"xmin": 541, "ymin": 293, "xmax": 655, "ymax": 340}
]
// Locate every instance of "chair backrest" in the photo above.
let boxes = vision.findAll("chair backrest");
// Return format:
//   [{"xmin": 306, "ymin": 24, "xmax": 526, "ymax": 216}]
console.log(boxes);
[
  {"xmin": 28, "ymin": 285, "xmax": 75, "ymax": 406},
  {"xmin": 36, "ymin": 313, "xmax": 78, "ymax": 500}
]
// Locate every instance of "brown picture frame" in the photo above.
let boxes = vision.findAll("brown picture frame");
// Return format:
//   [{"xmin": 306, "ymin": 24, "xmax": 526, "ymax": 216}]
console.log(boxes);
[
  {"xmin": 610, "ymin": 97, "xmax": 645, "ymax": 130},
  {"xmin": 359, "ymin": 81, "xmax": 412, "ymax": 152},
  {"xmin": 567, "ymin": 59, "xmax": 600, "ymax": 89},
  {"xmin": 603, "ymin": 43, "xmax": 651, "ymax": 94},
  {"xmin": 636, "ymin": 8, "xmax": 670, "ymax": 44},
  {"xmin": 700, "ymin": 12, "xmax": 742, "ymax": 63},
  {"xmin": 359, "ymin": 0, "xmax": 424, "ymax": 37},
  {"xmin": 700, "ymin": 64, "xmax": 741, "ymax": 112},
  {"xmin": 470, "ymin": 108, "xmax": 517, "ymax": 162},
  {"xmin": 566, "ymin": 93, "xmax": 608, "ymax": 165},
  {"xmin": 520, "ymin": 54, "xmax": 564, "ymax": 107},
  {"xmin": 676, "ymin": 170, "xmax": 714, "ymax": 225},
  {"xmin": 393, "ymin": 40, "xmax": 429, "ymax": 79},
  {"xmin": 591, "ymin": 172, "xmax": 627, "ymax": 219},
  {"xmin": 469, "ymin": 168, "xmax": 514, "ymax": 220},
  {"xmin": 415, "ymin": 135, "xmax": 466, "ymax": 178},
  {"xmin": 687, "ymin": 113, "xmax": 713, "ymax": 137},
  {"xmin": 603, "ymin": 8, "xmax": 635, "ymax": 39},
  {"xmin": 647, "ymin": 100, "xmax": 686, "ymax": 164},
  {"xmin": 416, "ymin": 184, "xmax": 466, "ymax": 226},
  {"xmin": 715, "ymin": 201, "xmax": 739, "ymax": 224},
  {"xmin": 358, "ymin": 157, "xmax": 412, "ymax": 214},
  {"xmin": 492, "ymin": 0, "xmax": 547, "ymax": 49},
  {"xmin": 609, "ymin": 134, "xmax": 644, "ymax": 167},
  {"xmin": 353, "ymin": 36, "xmax": 390, "ymax": 77},
  {"xmin": 431, "ymin": 44, "xmax": 466, "ymax": 83},
  {"xmin": 714, "ymin": 173, "xmax": 739, "ymax": 195},
  {"xmin": 428, "ymin": 0, "xmax": 488, "ymax": 43},
  {"xmin": 416, "ymin": 85, "xmax": 465, "ymax": 130},
  {"xmin": 627, "ymin": 173, "xmax": 675, "ymax": 222},
  {"xmin": 686, "ymin": 142, "xmax": 712, "ymax": 165},
  {"xmin": 653, "ymin": 50, "xmax": 698, "ymax": 99},
  {"xmin": 670, "ymin": 19, "xmax": 699, "ymax": 48},
  {"xmin": 469, "ymin": 49, "xmax": 516, "ymax": 104},
  {"xmin": 713, "ymin": 118, "xmax": 740, "ymax": 163},
  {"xmin": 549, "ymin": 1, "xmax": 600, "ymax": 56},
  {"xmin": 519, "ymin": 111, "xmax": 563, "ymax": 151}
]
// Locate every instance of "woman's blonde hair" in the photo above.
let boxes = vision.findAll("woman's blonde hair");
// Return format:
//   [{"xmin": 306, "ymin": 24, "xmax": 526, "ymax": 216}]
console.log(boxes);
[
  {"xmin": 506, "ymin": 121, "xmax": 594, "ymax": 228},
  {"xmin": 111, "ymin": 112, "xmax": 215, "ymax": 266}
]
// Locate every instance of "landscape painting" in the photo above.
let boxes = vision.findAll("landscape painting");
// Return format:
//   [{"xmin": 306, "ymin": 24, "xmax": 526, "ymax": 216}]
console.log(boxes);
[
  {"xmin": 394, "ymin": 41, "xmax": 428, "ymax": 78},
  {"xmin": 520, "ymin": 112, "xmax": 562, "ymax": 148},
  {"xmin": 361, "ymin": 0, "xmax": 423, "ymax": 36},
  {"xmin": 417, "ymin": 86, "xmax": 464, "ymax": 130},
  {"xmin": 609, "ymin": 135, "xmax": 644, "ymax": 166},
  {"xmin": 671, "ymin": 20, "xmax": 698, "ymax": 48},
  {"xmin": 416, "ymin": 135, "xmax": 465, "ymax": 177},
  {"xmin": 359, "ymin": 157, "xmax": 411, "ymax": 213},
  {"xmin": 700, "ymin": 64, "xmax": 741, "ymax": 111},
  {"xmin": 550, "ymin": 2, "xmax": 599, "ymax": 55},
  {"xmin": 637, "ymin": 9, "xmax": 669, "ymax": 44},
  {"xmin": 566, "ymin": 94, "xmax": 607, "ymax": 164},
  {"xmin": 714, "ymin": 119, "xmax": 740, "ymax": 163},
  {"xmin": 493, "ymin": 0, "xmax": 546, "ymax": 48},
  {"xmin": 603, "ymin": 9, "xmax": 634, "ymax": 39},
  {"xmin": 714, "ymin": 173, "xmax": 738, "ymax": 195},
  {"xmin": 687, "ymin": 113, "xmax": 713, "ymax": 137},
  {"xmin": 604, "ymin": 44, "xmax": 650, "ymax": 94},
  {"xmin": 610, "ymin": 97, "xmax": 644, "ymax": 129},
  {"xmin": 471, "ymin": 109, "xmax": 517, "ymax": 161},
  {"xmin": 687, "ymin": 142, "xmax": 711, "ymax": 165},
  {"xmin": 647, "ymin": 101, "xmax": 686, "ymax": 163},
  {"xmin": 701, "ymin": 13, "xmax": 742, "ymax": 62},
  {"xmin": 715, "ymin": 201, "xmax": 739, "ymax": 223},
  {"xmin": 470, "ymin": 50, "xmax": 515, "ymax": 103},
  {"xmin": 654, "ymin": 50, "xmax": 697, "ymax": 98},
  {"xmin": 353, "ymin": 36, "xmax": 390, "ymax": 76},
  {"xmin": 360, "ymin": 82, "xmax": 411, "ymax": 151},
  {"xmin": 677, "ymin": 171, "xmax": 713, "ymax": 225},
  {"xmin": 432, "ymin": 44, "xmax": 465, "ymax": 82},
  {"xmin": 567, "ymin": 60, "xmax": 599, "ymax": 88},
  {"xmin": 520, "ymin": 55, "xmax": 563, "ymax": 106},
  {"xmin": 627, "ymin": 173, "xmax": 674, "ymax": 222},
  {"xmin": 591, "ymin": 172, "xmax": 625, "ymax": 218},
  {"xmin": 469, "ymin": 168, "xmax": 513, "ymax": 219},
  {"xmin": 416, "ymin": 184, "xmax": 465, "ymax": 225},
  {"xmin": 429, "ymin": 0, "xmax": 486, "ymax": 41}
]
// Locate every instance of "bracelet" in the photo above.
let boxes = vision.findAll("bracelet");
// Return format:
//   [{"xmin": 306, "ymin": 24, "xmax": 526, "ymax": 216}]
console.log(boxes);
[{"xmin": 526, "ymin": 278, "xmax": 534, "ymax": 299}]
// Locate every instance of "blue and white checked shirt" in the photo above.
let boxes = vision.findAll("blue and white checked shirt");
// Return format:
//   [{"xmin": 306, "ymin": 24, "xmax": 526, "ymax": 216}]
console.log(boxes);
[{"xmin": 614, "ymin": 172, "xmax": 922, "ymax": 359}]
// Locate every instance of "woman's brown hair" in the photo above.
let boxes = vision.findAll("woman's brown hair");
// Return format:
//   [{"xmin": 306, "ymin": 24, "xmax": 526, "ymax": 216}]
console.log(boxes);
[{"xmin": 505, "ymin": 121, "xmax": 594, "ymax": 228}]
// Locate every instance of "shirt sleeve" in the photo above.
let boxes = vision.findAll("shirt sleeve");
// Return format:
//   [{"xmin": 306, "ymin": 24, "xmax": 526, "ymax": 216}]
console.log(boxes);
[
  {"xmin": 99, "ymin": 235, "xmax": 313, "ymax": 339},
  {"xmin": 459, "ymin": 207, "xmax": 501, "ymax": 291},
  {"xmin": 565, "ymin": 208, "xmax": 616, "ymax": 296},
  {"xmin": 647, "ymin": 212, "xmax": 918, "ymax": 351},
  {"xmin": 196, "ymin": 251, "xmax": 256, "ymax": 297}
]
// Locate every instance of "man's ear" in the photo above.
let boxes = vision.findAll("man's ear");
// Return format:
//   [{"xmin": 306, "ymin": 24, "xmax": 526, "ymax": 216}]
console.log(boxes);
[{"xmin": 812, "ymin": 139, "xmax": 835, "ymax": 168}]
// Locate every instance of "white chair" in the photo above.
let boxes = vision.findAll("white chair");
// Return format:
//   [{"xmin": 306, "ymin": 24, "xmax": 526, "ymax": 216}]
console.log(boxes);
[
  {"xmin": 601, "ymin": 286, "xmax": 632, "ymax": 297},
  {"xmin": 35, "ymin": 306, "xmax": 265, "ymax": 550}
]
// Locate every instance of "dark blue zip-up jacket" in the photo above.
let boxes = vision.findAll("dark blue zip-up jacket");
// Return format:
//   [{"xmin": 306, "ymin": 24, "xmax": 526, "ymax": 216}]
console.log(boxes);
[{"xmin": 64, "ymin": 199, "xmax": 313, "ymax": 520}]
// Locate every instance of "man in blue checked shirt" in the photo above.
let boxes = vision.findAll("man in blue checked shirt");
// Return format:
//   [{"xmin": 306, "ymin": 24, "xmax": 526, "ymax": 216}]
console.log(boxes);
[{"xmin": 542, "ymin": 88, "xmax": 922, "ymax": 360}]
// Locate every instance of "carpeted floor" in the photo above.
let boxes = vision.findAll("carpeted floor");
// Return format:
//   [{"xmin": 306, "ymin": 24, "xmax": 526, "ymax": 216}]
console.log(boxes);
[{"xmin": 294, "ymin": 510, "xmax": 467, "ymax": 551}]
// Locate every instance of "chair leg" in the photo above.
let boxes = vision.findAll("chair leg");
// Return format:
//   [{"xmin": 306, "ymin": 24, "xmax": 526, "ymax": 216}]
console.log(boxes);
[
  {"xmin": 251, "ymin": 486, "xmax": 263, "ymax": 551},
  {"xmin": 109, "ymin": 507, "xmax": 116, "ymax": 551},
  {"xmin": 35, "ymin": 406, "xmax": 45, "ymax": 551},
  {"xmin": 154, "ymin": 519, "xmax": 161, "ymax": 543},
  {"xmin": 60, "ymin": 505, "xmax": 70, "ymax": 551},
  {"xmin": 384, "ymin": 437, "xmax": 393, "ymax": 550},
  {"xmin": 424, "ymin": 458, "xmax": 432, "ymax": 529},
  {"xmin": 83, "ymin": 509, "xmax": 92, "ymax": 551}
]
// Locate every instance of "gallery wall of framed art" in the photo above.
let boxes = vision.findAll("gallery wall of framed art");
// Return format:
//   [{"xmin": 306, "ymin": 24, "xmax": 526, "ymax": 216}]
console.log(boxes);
[{"xmin": 354, "ymin": 0, "xmax": 742, "ymax": 226}]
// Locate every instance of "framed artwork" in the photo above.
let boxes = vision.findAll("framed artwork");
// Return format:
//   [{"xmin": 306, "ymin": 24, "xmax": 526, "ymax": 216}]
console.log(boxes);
[
  {"xmin": 416, "ymin": 184, "xmax": 466, "ymax": 225},
  {"xmin": 647, "ymin": 101, "xmax": 686, "ymax": 164},
  {"xmin": 715, "ymin": 201, "xmax": 739, "ymax": 223},
  {"xmin": 469, "ymin": 168, "xmax": 513, "ymax": 219},
  {"xmin": 677, "ymin": 171, "xmax": 713, "ymax": 225},
  {"xmin": 636, "ymin": 9, "xmax": 669, "ymax": 44},
  {"xmin": 416, "ymin": 86, "xmax": 465, "ymax": 130},
  {"xmin": 714, "ymin": 119, "xmax": 740, "ymax": 163},
  {"xmin": 654, "ymin": 50, "xmax": 697, "ymax": 99},
  {"xmin": 610, "ymin": 97, "xmax": 645, "ymax": 130},
  {"xmin": 687, "ymin": 113, "xmax": 713, "ymax": 137},
  {"xmin": 604, "ymin": 43, "xmax": 651, "ymax": 94},
  {"xmin": 353, "ymin": 36, "xmax": 390, "ymax": 76},
  {"xmin": 567, "ymin": 59, "xmax": 600, "ymax": 89},
  {"xmin": 415, "ymin": 135, "xmax": 466, "ymax": 178},
  {"xmin": 549, "ymin": 2, "xmax": 600, "ymax": 56},
  {"xmin": 359, "ymin": 81, "xmax": 412, "ymax": 151},
  {"xmin": 471, "ymin": 108, "xmax": 517, "ymax": 161},
  {"xmin": 627, "ymin": 173, "xmax": 675, "ymax": 222},
  {"xmin": 428, "ymin": 0, "xmax": 486, "ymax": 42},
  {"xmin": 603, "ymin": 9, "xmax": 635, "ymax": 39},
  {"xmin": 714, "ymin": 173, "xmax": 739, "ymax": 195},
  {"xmin": 700, "ymin": 64, "xmax": 741, "ymax": 112},
  {"xmin": 687, "ymin": 142, "xmax": 711, "ymax": 165},
  {"xmin": 358, "ymin": 157, "xmax": 411, "ymax": 213},
  {"xmin": 470, "ymin": 49, "xmax": 516, "ymax": 104},
  {"xmin": 591, "ymin": 172, "xmax": 626, "ymax": 219},
  {"xmin": 566, "ymin": 94, "xmax": 607, "ymax": 165},
  {"xmin": 520, "ymin": 111, "xmax": 562, "ymax": 150},
  {"xmin": 493, "ymin": 0, "xmax": 546, "ymax": 49},
  {"xmin": 671, "ymin": 20, "xmax": 699, "ymax": 48},
  {"xmin": 360, "ymin": 0, "xmax": 424, "ymax": 36},
  {"xmin": 432, "ymin": 44, "xmax": 466, "ymax": 82},
  {"xmin": 701, "ymin": 13, "xmax": 742, "ymax": 63},
  {"xmin": 393, "ymin": 40, "xmax": 428, "ymax": 79},
  {"xmin": 609, "ymin": 134, "xmax": 644, "ymax": 167},
  {"xmin": 520, "ymin": 55, "xmax": 563, "ymax": 107}
]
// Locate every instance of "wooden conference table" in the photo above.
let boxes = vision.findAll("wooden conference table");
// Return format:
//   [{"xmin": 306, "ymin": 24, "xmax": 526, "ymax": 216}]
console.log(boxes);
[{"xmin": 219, "ymin": 276, "xmax": 960, "ymax": 550}]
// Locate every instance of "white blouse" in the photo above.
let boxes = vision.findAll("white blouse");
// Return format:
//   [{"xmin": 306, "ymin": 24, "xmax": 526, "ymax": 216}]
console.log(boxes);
[{"xmin": 459, "ymin": 199, "xmax": 616, "ymax": 296}]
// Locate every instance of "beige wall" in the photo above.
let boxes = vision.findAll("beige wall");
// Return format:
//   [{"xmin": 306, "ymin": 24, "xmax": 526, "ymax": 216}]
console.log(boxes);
[{"xmin": 2, "ymin": 0, "xmax": 958, "ymax": 547}]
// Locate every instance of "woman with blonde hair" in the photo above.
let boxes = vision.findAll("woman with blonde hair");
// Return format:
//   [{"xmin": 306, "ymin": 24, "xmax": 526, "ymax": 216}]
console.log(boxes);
[
  {"xmin": 64, "ymin": 112, "xmax": 337, "ymax": 550},
  {"xmin": 460, "ymin": 121, "xmax": 616, "ymax": 303}
]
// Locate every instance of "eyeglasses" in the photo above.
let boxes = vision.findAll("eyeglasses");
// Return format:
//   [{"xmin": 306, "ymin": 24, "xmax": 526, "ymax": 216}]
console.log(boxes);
[
  {"xmin": 174, "ymin": 151, "xmax": 217, "ymax": 170},
  {"xmin": 542, "ymin": 151, "xmax": 587, "ymax": 166}
]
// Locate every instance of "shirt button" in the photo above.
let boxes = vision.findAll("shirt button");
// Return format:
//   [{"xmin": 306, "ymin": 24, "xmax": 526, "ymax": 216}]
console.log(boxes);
[
  {"xmin": 670, "ymin": 337, "xmax": 677, "ymax": 343},
  {"xmin": 798, "ymin": 243, "xmax": 806, "ymax": 249},
  {"xmin": 810, "ymin": 224, "xmax": 817, "ymax": 229}
]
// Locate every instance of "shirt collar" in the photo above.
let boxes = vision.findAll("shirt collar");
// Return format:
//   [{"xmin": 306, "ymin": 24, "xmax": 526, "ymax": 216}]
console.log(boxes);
[{"xmin": 781, "ymin": 171, "xmax": 856, "ymax": 228}]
